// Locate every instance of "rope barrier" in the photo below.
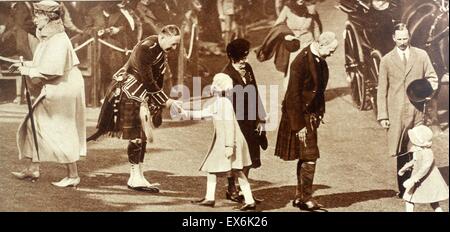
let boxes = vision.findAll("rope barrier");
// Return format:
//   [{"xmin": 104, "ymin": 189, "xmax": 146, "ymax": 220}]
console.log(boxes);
[
  {"xmin": 98, "ymin": 38, "xmax": 131, "ymax": 55},
  {"xmin": 0, "ymin": 55, "xmax": 20, "ymax": 63},
  {"xmin": 70, "ymin": 34, "xmax": 82, "ymax": 42},
  {"xmin": 1, "ymin": 37, "xmax": 94, "ymax": 64},
  {"xmin": 73, "ymin": 38, "xmax": 94, "ymax": 52}
]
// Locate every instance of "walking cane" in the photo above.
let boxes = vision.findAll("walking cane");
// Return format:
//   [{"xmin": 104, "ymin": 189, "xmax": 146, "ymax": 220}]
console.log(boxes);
[{"xmin": 20, "ymin": 56, "xmax": 40, "ymax": 161}]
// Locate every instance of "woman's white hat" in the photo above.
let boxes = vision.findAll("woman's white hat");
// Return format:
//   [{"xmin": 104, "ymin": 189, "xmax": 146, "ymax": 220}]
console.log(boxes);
[
  {"xmin": 33, "ymin": 0, "xmax": 60, "ymax": 13},
  {"xmin": 408, "ymin": 125, "xmax": 433, "ymax": 147}
]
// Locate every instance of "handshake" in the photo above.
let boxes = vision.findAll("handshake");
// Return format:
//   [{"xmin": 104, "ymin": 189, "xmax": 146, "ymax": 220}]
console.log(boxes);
[{"xmin": 167, "ymin": 99, "xmax": 188, "ymax": 120}]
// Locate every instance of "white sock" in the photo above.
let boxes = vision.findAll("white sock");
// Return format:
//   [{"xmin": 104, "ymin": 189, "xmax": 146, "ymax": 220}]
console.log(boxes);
[
  {"xmin": 237, "ymin": 173, "xmax": 255, "ymax": 205},
  {"xmin": 405, "ymin": 202, "xmax": 414, "ymax": 212},
  {"xmin": 205, "ymin": 174, "xmax": 217, "ymax": 201}
]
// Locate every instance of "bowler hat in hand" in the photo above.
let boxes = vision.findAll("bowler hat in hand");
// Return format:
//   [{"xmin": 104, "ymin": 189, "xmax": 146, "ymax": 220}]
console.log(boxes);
[{"xmin": 406, "ymin": 79, "xmax": 434, "ymax": 111}]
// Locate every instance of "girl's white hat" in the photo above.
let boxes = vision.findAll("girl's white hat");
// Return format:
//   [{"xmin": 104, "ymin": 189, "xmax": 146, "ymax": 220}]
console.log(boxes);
[
  {"xmin": 408, "ymin": 125, "xmax": 433, "ymax": 147},
  {"xmin": 211, "ymin": 73, "xmax": 233, "ymax": 93}
]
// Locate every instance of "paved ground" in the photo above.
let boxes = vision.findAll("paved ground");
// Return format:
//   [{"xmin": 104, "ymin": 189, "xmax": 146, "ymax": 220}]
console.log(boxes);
[{"xmin": 0, "ymin": 1, "xmax": 448, "ymax": 212}]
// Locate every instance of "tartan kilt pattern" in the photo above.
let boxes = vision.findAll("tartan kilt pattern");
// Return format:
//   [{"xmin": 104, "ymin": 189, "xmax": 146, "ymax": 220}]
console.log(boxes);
[
  {"xmin": 96, "ymin": 80, "xmax": 143, "ymax": 140},
  {"xmin": 274, "ymin": 113, "xmax": 320, "ymax": 161},
  {"xmin": 117, "ymin": 95, "xmax": 143, "ymax": 140}
]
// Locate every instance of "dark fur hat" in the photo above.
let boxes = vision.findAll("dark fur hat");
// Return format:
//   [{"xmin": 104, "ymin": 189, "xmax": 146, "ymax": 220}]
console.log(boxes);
[{"xmin": 227, "ymin": 38, "xmax": 251, "ymax": 61}]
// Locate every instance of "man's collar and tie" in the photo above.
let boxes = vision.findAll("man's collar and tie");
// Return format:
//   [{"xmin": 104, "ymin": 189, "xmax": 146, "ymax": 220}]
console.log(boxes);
[{"xmin": 396, "ymin": 46, "xmax": 410, "ymax": 67}]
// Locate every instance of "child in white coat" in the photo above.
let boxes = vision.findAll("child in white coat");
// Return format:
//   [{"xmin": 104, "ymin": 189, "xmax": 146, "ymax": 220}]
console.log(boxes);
[
  {"xmin": 398, "ymin": 125, "xmax": 449, "ymax": 212},
  {"xmin": 183, "ymin": 73, "xmax": 256, "ymax": 211}
]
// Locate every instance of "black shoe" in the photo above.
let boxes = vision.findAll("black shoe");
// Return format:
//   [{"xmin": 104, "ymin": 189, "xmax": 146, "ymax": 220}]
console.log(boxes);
[
  {"xmin": 292, "ymin": 198, "xmax": 302, "ymax": 207},
  {"xmin": 127, "ymin": 185, "xmax": 160, "ymax": 193},
  {"xmin": 191, "ymin": 198, "xmax": 215, "ymax": 207},
  {"xmin": 239, "ymin": 203, "xmax": 256, "ymax": 211},
  {"xmin": 297, "ymin": 200, "xmax": 325, "ymax": 212},
  {"xmin": 226, "ymin": 190, "xmax": 244, "ymax": 203}
]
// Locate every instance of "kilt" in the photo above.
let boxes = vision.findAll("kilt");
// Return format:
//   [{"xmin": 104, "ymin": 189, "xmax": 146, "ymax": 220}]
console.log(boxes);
[
  {"xmin": 95, "ymin": 80, "xmax": 145, "ymax": 140},
  {"xmin": 94, "ymin": 65, "xmax": 170, "ymax": 141},
  {"xmin": 117, "ymin": 95, "xmax": 143, "ymax": 140},
  {"xmin": 274, "ymin": 112, "xmax": 320, "ymax": 161}
]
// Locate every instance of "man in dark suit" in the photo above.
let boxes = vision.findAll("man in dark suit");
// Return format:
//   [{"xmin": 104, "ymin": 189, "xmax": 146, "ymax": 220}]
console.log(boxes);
[
  {"xmin": 274, "ymin": 32, "xmax": 338, "ymax": 211},
  {"xmin": 221, "ymin": 39, "xmax": 268, "ymax": 203},
  {"xmin": 98, "ymin": 3, "xmax": 138, "ymax": 100}
]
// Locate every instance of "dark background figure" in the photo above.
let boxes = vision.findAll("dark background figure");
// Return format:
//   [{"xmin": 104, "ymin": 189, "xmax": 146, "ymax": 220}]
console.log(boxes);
[
  {"xmin": 135, "ymin": 0, "xmax": 162, "ymax": 37},
  {"xmin": 97, "ymin": 2, "xmax": 138, "ymax": 100},
  {"xmin": 0, "ymin": 3, "xmax": 16, "ymax": 60},
  {"xmin": 274, "ymin": 32, "xmax": 338, "ymax": 211},
  {"xmin": 198, "ymin": 0, "xmax": 223, "ymax": 43},
  {"xmin": 10, "ymin": 1, "xmax": 37, "ymax": 61},
  {"xmin": 365, "ymin": 0, "xmax": 402, "ymax": 55}
]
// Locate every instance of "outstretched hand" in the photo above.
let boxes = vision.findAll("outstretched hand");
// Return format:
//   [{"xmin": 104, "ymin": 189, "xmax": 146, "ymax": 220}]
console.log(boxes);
[{"xmin": 169, "ymin": 100, "xmax": 186, "ymax": 120}]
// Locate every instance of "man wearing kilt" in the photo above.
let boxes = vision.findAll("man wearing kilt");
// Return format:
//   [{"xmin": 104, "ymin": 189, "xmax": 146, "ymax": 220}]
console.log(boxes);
[
  {"xmin": 274, "ymin": 32, "xmax": 338, "ymax": 211},
  {"xmin": 90, "ymin": 25, "xmax": 182, "ymax": 192}
]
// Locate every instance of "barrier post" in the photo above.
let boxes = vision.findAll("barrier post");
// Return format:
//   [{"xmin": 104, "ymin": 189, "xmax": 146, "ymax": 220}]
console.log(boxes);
[
  {"xmin": 177, "ymin": 21, "xmax": 186, "ymax": 87},
  {"xmin": 92, "ymin": 33, "xmax": 100, "ymax": 107}
]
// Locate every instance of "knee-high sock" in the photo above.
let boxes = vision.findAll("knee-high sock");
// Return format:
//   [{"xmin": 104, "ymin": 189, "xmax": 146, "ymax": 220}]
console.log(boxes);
[
  {"xmin": 128, "ymin": 140, "xmax": 142, "ymax": 164},
  {"xmin": 297, "ymin": 160, "xmax": 316, "ymax": 202},
  {"xmin": 205, "ymin": 174, "xmax": 217, "ymax": 201},
  {"xmin": 236, "ymin": 172, "xmax": 255, "ymax": 205},
  {"xmin": 139, "ymin": 141, "xmax": 147, "ymax": 163}
]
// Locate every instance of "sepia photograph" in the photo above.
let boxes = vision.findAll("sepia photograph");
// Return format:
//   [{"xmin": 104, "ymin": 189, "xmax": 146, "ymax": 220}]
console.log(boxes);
[{"xmin": 0, "ymin": 0, "xmax": 448, "ymax": 216}]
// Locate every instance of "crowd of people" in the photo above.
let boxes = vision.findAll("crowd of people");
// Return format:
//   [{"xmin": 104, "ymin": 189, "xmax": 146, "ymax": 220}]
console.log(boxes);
[
  {"xmin": 5, "ymin": 0, "xmax": 449, "ymax": 212},
  {"xmin": 1, "ymin": 0, "xmax": 274, "ymax": 103}
]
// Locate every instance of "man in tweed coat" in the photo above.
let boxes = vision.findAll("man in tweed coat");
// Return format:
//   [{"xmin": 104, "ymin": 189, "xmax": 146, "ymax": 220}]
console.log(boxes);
[
  {"xmin": 274, "ymin": 32, "xmax": 338, "ymax": 211},
  {"xmin": 376, "ymin": 23, "xmax": 438, "ymax": 198}
]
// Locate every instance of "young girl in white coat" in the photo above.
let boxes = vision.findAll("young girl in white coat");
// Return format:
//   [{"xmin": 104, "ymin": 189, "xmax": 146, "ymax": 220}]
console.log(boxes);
[
  {"xmin": 398, "ymin": 125, "xmax": 449, "ymax": 212},
  {"xmin": 184, "ymin": 73, "xmax": 256, "ymax": 211}
]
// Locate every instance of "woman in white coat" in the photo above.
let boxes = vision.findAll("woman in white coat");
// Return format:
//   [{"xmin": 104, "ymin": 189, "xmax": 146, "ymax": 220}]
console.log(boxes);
[
  {"xmin": 183, "ymin": 73, "xmax": 256, "ymax": 211},
  {"xmin": 10, "ymin": 0, "xmax": 86, "ymax": 188}
]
